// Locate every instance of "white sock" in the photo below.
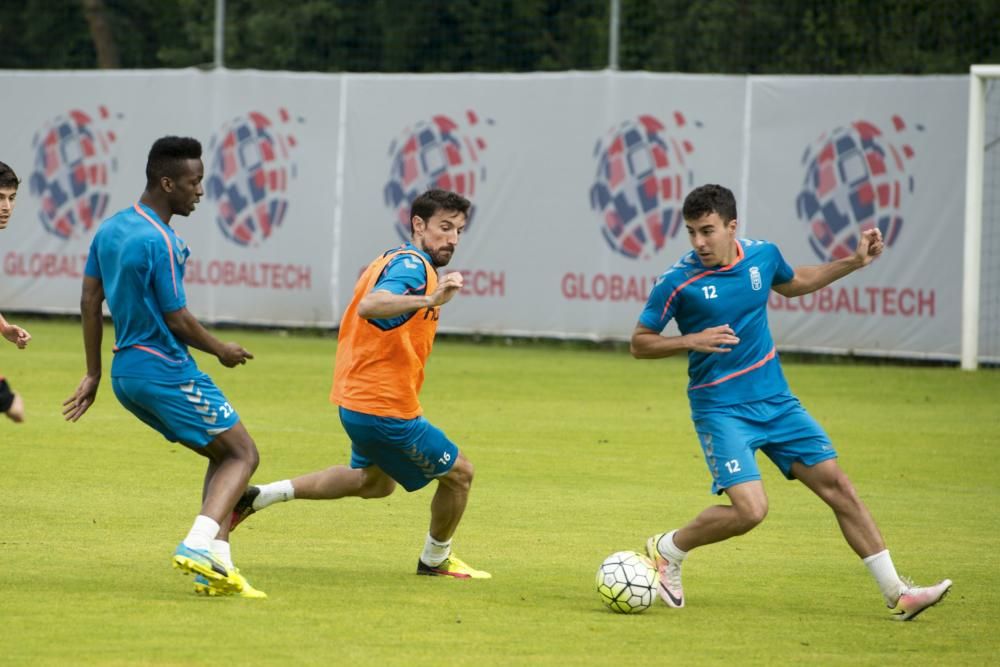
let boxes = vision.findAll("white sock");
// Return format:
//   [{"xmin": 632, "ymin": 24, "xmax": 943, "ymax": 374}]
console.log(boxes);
[
  {"xmin": 254, "ymin": 480, "xmax": 295, "ymax": 510},
  {"xmin": 212, "ymin": 539, "xmax": 234, "ymax": 569},
  {"xmin": 657, "ymin": 529, "xmax": 688, "ymax": 562},
  {"xmin": 182, "ymin": 515, "xmax": 220, "ymax": 552},
  {"xmin": 420, "ymin": 534, "xmax": 452, "ymax": 567},
  {"xmin": 863, "ymin": 549, "xmax": 905, "ymax": 606}
]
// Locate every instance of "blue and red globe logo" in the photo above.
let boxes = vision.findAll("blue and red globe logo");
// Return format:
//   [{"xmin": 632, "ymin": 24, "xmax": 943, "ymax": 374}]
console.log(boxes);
[
  {"xmin": 590, "ymin": 113, "xmax": 696, "ymax": 260},
  {"xmin": 796, "ymin": 116, "xmax": 917, "ymax": 261},
  {"xmin": 29, "ymin": 106, "xmax": 119, "ymax": 240},
  {"xmin": 384, "ymin": 110, "xmax": 490, "ymax": 240},
  {"xmin": 206, "ymin": 109, "xmax": 299, "ymax": 247}
]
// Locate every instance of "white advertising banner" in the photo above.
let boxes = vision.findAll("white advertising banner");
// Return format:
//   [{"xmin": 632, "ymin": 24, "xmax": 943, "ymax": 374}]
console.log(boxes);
[
  {"xmin": 339, "ymin": 72, "xmax": 746, "ymax": 338},
  {"xmin": 744, "ymin": 76, "xmax": 968, "ymax": 359},
  {"xmin": 0, "ymin": 70, "xmax": 341, "ymax": 325},
  {"xmin": 0, "ymin": 70, "xmax": 973, "ymax": 360}
]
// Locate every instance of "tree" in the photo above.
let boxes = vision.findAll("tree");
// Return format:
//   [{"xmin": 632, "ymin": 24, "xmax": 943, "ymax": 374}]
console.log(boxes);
[
  {"xmin": 0, "ymin": 0, "xmax": 995, "ymax": 74},
  {"xmin": 80, "ymin": 0, "xmax": 120, "ymax": 68}
]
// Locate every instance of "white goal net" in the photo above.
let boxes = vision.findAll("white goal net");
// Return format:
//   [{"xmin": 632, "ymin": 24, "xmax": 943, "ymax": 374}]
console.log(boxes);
[
  {"xmin": 982, "ymin": 76, "xmax": 1000, "ymax": 365},
  {"xmin": 963, "ymin": 66, "xmax": 1000, "ymax": 368}
]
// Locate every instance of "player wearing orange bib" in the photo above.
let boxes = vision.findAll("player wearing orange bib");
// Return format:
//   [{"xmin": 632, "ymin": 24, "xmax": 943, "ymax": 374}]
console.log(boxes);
[
  {"xmin": 230, "ymin": 189, "xmax": 490, "ymax": 579},
  {"xmin": 330, "ymin": 245, "xmax": 440, "ymax": 420}
]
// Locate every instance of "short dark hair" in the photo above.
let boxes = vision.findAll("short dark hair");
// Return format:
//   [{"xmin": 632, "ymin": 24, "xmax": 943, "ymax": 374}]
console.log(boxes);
[
  {"xmin": 682, "ymin": 184, "xmax": 737, "ymax": 223},
  {"xmin": 410, "ymin": 189, "xmax": 471, "ymax": 232},
  {"xmin": 0, "ymin": 161, "xmax": 20, "ymax": 190},
  {"xmin": 145, "ymin": 136, "xmax": 202, "ymax": 189}
]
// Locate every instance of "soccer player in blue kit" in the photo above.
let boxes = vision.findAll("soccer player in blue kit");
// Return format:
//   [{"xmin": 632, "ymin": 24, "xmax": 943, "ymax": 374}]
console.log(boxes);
[
  {"xmin": 632, "ymin": 184, "xmax": 951, "ymax": 621},
  {"xmin": 0, "ymin": 160, "xmax": 31, "ymax": 423},
  {"xmin": 63, "ymin": 136, "xmax": 266, "ymax": 598}
]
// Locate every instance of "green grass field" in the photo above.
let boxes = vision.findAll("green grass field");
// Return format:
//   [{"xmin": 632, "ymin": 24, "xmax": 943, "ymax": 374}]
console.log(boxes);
[{"xmin": 3, "ymin": 316, "xmax": 998, "ymax": 666}]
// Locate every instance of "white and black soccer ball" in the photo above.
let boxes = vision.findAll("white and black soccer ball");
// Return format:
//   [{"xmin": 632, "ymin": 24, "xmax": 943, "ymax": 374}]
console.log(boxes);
[{"xmin": 595, "ymin": 550, "xmax": 659, "ymax": 614}]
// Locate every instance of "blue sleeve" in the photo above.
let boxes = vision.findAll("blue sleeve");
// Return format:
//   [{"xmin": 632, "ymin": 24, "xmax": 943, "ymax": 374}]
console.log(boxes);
[
  {"xmin": 637, "ymin": 272, "xmax": 677, "ymax": 332},
  {"xmin": 373, "ymin": 253, "xmax": 428, "ymax": 296},
  {"xmin": 150, "ymin": 238, "xmax": 187, "ymax": 314},
  {"xmin": 367, "ymin": 253, "xmax": 428, "ymax": 330},
  {"xmin": 770, "ymin": 243, "xmax": 795, "ymax": 285}
]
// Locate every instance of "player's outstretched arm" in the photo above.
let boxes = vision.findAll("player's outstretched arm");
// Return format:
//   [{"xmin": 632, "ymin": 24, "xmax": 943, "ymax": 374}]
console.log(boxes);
[
  {"xmin": 163, "ymin": 307, "xmax": 253, "ymax": 368},
  {"xmin": 630, "ymin": 324, "xmax": 740, "ymax": 359},
  {"xmin": 0, "ymin": 312, "xmax": 31, "ymax": 349},
  {"xmin": 63, "ymin": 276, "xmax": 105, "ymax": 422},
  {"xmin": 773, "ymin": 228, "xmax": 884, "ymax": 298},
  {"xmin": 358, "ymin": 272, "xmax": 465, "ymax": 319}
]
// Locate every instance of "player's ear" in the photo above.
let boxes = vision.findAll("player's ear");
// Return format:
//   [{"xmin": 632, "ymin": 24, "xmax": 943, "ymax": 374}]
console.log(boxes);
[
  {"xmin": 411, "ymin": 215, "xmax": 426, "ymax": 234},
  {"xmin": 160, "ymin": 176, "xmax": 174, "ymax": 193}
]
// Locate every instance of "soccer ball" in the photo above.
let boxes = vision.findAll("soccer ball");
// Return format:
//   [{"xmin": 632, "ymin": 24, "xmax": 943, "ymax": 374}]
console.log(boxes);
[{"xmin": 595, "ymin": 550, "xmax": 659, "ymax": 614}]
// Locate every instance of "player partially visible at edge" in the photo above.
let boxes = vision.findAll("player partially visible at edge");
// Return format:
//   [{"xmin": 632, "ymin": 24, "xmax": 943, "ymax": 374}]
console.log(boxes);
[
  {"xmin": 632, "ymin": 183, "xmax": 950, "ymax": 620},
  {"xmin": 230, "ymin": 188, "xmax": 490, "ymax": 579},
  {"xmin": 62, "ymin": 136, "xmax": 267, "ymax": 598},
  {"xmin": 0, "ymin": 160, "xmax": 32, "ymax": 423}
]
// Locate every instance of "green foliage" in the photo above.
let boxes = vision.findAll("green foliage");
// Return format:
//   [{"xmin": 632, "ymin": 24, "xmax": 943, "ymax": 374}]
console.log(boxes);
[
  {"xmin": 2, "ymin": 316, "xmax": 999, "ymax": 665},
  {"xmin": 619, "ymin": 0, "xmax": 1000, "ymax": 74},
  {"xmin": 0, "ymin": 0, "xmax": 94, "ymax": 68},
  {"xmin": 0, "ymin": 0, "xmax": 995, "ymax": 73}
]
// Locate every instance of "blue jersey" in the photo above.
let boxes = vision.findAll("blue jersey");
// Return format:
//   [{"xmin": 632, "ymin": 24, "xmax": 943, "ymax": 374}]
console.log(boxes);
[
  {"xmin": 639, "ymin": 239, "xmax": 795, "ymax": 410},
  {"xmin": 368, "ymin": 243, "xmax": 432, "ymax": 330},
  {"xmin": 84, "ymin": 203, "xmax": 197, "ymax": 380}
]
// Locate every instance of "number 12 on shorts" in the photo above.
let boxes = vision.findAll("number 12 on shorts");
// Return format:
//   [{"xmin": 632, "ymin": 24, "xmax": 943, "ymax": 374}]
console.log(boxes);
[{"xmin": 724, "ymin": 459, "xmax": 741, "ymax": 473}]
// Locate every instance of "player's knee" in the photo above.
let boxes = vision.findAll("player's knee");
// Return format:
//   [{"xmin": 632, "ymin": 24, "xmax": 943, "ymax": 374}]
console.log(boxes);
[
  {"xmin": 454, "ymin": 456, "xmax": 475, "ymax": 490},
  {"xmin": 826, "ymin": 474, "xmax": 862, "ymax": 510},
  {"xmin": 228, "ymin": 433, "xmax": 259, "ymax": 472},
  {"xmin": 441, "ymin": 456, "xmax": 474, "ymax": 492},
  {"xmin": 244, "ymin": 440, "xmax": 260, "ymax": 473},
  {"xmin": 362, "ymin": 476, "xmax": 396, "ymax": 499},
  {"xmin": 358, "ymin": 469, "xmax": 395, "ymax": 499},
  {"xmin": 733, "ymin": 499, "xmax": 768, "ymax": 532}
]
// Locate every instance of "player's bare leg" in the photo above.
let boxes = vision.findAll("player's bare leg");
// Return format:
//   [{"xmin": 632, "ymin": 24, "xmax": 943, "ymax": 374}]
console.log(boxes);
[
  {"xmin": 791, "ymin": 459, "xmax": 884, "ymax": 557},
  {"xmin": 793, "ymin": 459, "xmax": 952, "ymax": 619},
  {"xmin": 190, "ymin": 453, "xmax": 264, "ymax": 598},
  {"xmin": 173, "ymin": 422, "xmax": 259, "ymax": 594},
  {"xmin": 648, "ymin": 480, "xmax": 768, "ymax": 607},
  {"xmin": 417, "ymin": 454, "xmax": 489, "ymax": 579},
  {"xmin": 229, "ymin": 465, "xmax": 397, "ymax": 534},
  {"xmin": 291, "ymin": 464, "xmax": 397, "ymax": 500},
  {"xmin": 429, "ymin": 453, "xmax": 474, "ymax": 542},
  {"xmin": 195, "ymin": 422, "xmax": 260, "ymax": 525},
  {"xmin": 674, "ymin": 481, "xmax": 769, "ymax": 551}
]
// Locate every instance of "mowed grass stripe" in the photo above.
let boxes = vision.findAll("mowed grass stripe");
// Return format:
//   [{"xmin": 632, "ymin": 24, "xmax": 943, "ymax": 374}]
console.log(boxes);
[{"xmin": 1, "ymin": 317, "xmax": 997, "ymax": 665}]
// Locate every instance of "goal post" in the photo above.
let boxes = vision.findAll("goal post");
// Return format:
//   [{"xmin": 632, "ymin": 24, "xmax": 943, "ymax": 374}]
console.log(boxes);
[{"xmin": 962, "ymin": 65, "xmax": 1000, "ymax": 370}]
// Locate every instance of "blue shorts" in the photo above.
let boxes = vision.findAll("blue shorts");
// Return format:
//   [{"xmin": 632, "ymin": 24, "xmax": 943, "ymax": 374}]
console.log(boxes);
[
  {"xmin": 112, "ymin": 373, "xmax": 240, "ymax": 447},
  {"xmin": 692, "ymin": 393, "xmax": 835, "ymax": 495},
  {"xmin": 340, "ymin": 407, "xmax": 459, "ymax": 492}
]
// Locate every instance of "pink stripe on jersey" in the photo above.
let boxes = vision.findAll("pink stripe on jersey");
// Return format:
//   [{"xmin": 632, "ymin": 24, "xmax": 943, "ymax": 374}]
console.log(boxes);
[
  {"xmin": 689, "ymin": 346, "xmax": 777, "ymax": 391},
  {"xmin": 132, "ymin": 344, "xmax": 186, "ymax": 363},
  {"xmin": 132, "ymin": 203, "xmax": 178, "ymax": 299},
  {"xmin": 660, "ymin": 242, "xmax": 745, "ymax": 321},
  {"xmin": 660, "ymin": 272, "xmax": 712, "ymax": 321}
]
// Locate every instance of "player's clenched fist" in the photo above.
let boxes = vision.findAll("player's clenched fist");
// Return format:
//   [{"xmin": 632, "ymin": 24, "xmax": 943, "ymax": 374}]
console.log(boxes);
[
  {"xmin": 856, "ymin": 228, "xmax": 884, "ymax": 265},
  {"xmin": 430, "ymin": 271, "xmax": 464, "ymax": 307}
]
